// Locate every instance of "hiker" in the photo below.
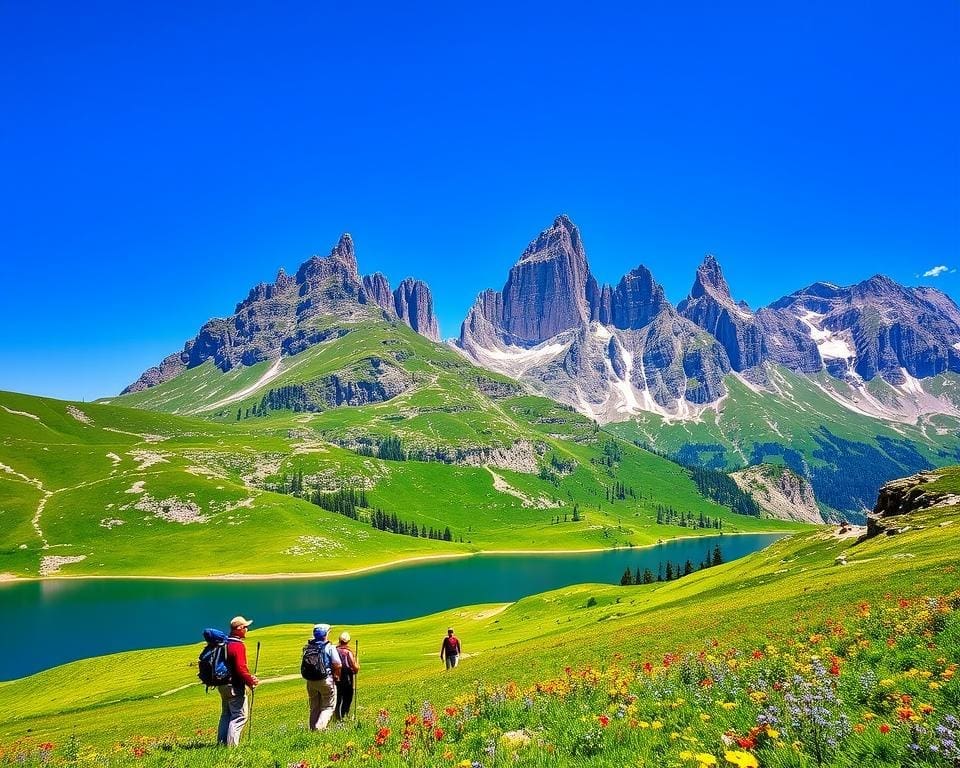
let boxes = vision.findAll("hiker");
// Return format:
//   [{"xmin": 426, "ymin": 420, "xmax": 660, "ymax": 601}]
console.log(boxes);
[
  {"xmin": 218, "ymin": 616, "xmax": 259, "ymax": 746},
  {"xmin": 301, "ymin": 623, "xmax": 341, "ymax": 730},
  {"xmin": 334, "ymin": 631, "xmax": 360, "ymax": 720},
  {"xmin": 439, "ymin": 627, "xmax": 461, "ymax": 669}
]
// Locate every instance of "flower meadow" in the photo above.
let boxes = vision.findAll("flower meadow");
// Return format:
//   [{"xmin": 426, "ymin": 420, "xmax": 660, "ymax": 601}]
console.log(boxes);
[{"xmin": 3, "ymin": 591, "xmax": 959, "ymax": 768}]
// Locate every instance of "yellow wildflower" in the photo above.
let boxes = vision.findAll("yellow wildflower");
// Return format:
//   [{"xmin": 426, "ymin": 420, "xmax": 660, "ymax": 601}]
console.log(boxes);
[{"xmin": 725, "ymin": 751, "xmax": 759, "ymax": 768}]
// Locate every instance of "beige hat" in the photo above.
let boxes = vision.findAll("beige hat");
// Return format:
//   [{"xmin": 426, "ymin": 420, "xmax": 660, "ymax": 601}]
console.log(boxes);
[
  {"xmin": 339, "ymin": 630, "xmax": 351, "ymax": 644},
  {"xmin": 230, "ymin": 616, "xmax": 253, "ymax": 629}
]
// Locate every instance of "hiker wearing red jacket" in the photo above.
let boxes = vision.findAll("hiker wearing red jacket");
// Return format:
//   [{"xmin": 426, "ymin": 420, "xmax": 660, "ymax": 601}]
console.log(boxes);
[
  {"xmin": 218, "ymin": 616, "xmax": 259, "ymax": 746},
  {"xmin": 440, "ymin": 627, "xmax": 461, "ymax": 669}
]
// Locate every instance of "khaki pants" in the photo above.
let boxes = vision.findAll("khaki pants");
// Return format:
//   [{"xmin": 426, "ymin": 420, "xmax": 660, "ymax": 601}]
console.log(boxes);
[
  {"xmin": 306, "ymin": 677, "xmax": 337, "ymax": 730},
  {"xmin": 217, "ymin": 685, "xmax": 248, "ymax": 746}
]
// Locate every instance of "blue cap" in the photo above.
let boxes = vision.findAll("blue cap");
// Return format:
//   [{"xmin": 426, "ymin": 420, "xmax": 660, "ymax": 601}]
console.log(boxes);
[{"xmin": 313, "ymin": 623, "xmax": 331, "ymax": 640}]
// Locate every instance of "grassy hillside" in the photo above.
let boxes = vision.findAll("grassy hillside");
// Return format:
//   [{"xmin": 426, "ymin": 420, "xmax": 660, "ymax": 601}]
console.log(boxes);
[
  {"xmin": 1, "ymin": 475, "xmax": 957, "ymax": 766},
  {"xmin": 609, "ymin": 367, "xmax": 960, "ymax": 519},
  {"xmin": 0, "ymin": 377, "xmax": 801, "ymax": 578}
]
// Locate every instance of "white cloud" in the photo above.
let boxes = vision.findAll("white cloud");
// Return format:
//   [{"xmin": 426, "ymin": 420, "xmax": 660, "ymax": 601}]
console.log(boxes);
[{"xmin": 923, "ymin": 265, "xmax": 949, "ymax": 278}]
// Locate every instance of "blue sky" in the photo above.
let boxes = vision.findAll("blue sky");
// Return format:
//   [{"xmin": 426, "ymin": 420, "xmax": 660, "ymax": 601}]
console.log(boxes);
[{"xmin": 1, "ymin": 1, "xmax": 957, "ymax": 400}]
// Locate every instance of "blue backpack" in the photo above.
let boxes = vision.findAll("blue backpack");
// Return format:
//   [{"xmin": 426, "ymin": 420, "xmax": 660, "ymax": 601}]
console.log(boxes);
[{"xmin": 198, "ymin": 628, "xmax": 232, "ymax": 689}]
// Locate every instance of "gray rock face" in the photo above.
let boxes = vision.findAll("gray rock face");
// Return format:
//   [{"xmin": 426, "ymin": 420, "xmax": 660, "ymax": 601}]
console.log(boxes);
[
  {"xmin": 360, "ymin": 272, "xmax": 394, "ymax": 314},
  {"xmin": 678, "ymin": 255, "xmax": 765, "ymax": 371},
  {"xmin": 730, "ymin": 464, "xmax": 825, "ymax": 524},
  {"xmin": 498, "ymin": 215, "xmax": 593, "ymax": 344},
  {"xmin": 393, "ymin": 278, "xmax": 440, "ymax": 341},
  {"xmin": 769, "ymin": 276, "xmax": 960, "ymax": 383},
  {"xmin": 457, "ymin": 216, "xmax": 731, "ymax": 419},
  {"xmin": 124, "ymin": 235, "xmax": 440, "ymax": 393}
]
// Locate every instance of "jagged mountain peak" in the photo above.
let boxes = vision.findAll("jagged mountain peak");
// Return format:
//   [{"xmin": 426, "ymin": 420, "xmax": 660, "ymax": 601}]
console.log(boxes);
[
  {"xmin": 690, "ymin": 253, "xmax": 734, "ymax": 302},
  {"xmin": 517, "ymin": 214, "xmax": 585, "ymax": 266},
  {"xmin": 124, "ymin": 234, "xmax": 439, "ymax": 394}
]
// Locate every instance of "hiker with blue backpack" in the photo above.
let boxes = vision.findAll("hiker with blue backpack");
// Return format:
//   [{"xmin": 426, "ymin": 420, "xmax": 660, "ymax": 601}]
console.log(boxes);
[
  {"xmin": 198, "ymin": 616, "xmax": 259, "ymax": 746},
  {"xmin": 301, "ymin": 623, "xmax": 341, "ymax": 731}
]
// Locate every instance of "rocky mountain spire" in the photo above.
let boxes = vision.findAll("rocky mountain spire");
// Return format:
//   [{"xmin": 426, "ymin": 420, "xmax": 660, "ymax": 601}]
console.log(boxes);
[
  {"xmin": 394, "ymin": 278, "xmax": 440, "ymax": 341},
  {"xmin": 678, "ymin": 254, "xmax": 764, "ymax": 372},
  {"xmin": 498, "ymin": 215, "xmax": 594, "ymax": 344}
]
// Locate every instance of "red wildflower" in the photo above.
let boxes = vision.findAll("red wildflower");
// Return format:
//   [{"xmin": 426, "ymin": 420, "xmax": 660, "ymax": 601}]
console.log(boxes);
[
  {"xmin": 700, "ymin": 678, "xmax": 714, "ymax": 687},
  {"xmin": 433, "ymin": 728, "xmax": 444, "ymax": 741},
  {"xmin": 751, "ymin": 650, "xmax": 764, "ymax": 659},
  {"xmin": 444, "ymin": 706, "xmax": 458, "ymax": 717},
  {"xmin": 598, "ymin": 715, "xmax": 610, "ymax": 727},
  {"xmin": 39, "ymin": 743, "xmax": 54, "ymax": 752},
  {"xmin": 829, "ymin": 657, "xmax": 841, "ymax": 676},
  {"xmin": 400, "ymin": 740, "xmax": 411, "ymax": 754},
  {"xmin": 879, "ymin": 723, "xmax": 891, "ymax": 734},
  {"xmin": 642, "ymin": 661, "xmax": 653, "ymax": 675},
  {"xmin": 132, "ymin": 747, "xmax": 146, "ymax": 759},
  {"xmin": 375, "ymin": 727, "xmax": 390, "ymax": 746},
  {"xmin": 737, "ymin": 737, "xmax": 756, "ymax": 749}
]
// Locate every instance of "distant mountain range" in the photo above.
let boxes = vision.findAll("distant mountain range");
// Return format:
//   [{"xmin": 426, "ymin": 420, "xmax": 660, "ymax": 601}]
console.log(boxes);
[
  {"xmin": 121, "ymin": 215, "xmax": 960, "ymax": 519},
  {"xmin": 457, "ymin": 215, "xmax": 960, "ymax": 425}
]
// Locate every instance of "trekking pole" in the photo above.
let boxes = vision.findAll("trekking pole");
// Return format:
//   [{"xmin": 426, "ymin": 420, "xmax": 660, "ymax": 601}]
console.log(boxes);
[
  {"xmin": 354, "ymin": 639, "xmax": 359, "ymax": 721},
  {"xmin": 247, "ymin": 641, "xmax": 261, "ymax": 742}
]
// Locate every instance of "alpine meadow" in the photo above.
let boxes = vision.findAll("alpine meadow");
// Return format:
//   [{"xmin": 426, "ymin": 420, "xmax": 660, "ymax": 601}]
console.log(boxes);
[{"xmin": 2, "ymin": 4, "xmax": 959, "ymax": 768}]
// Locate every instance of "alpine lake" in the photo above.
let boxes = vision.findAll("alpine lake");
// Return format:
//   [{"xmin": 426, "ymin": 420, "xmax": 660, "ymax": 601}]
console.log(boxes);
[{"xmin": 1, "ymin": 533, "xmax": 785, "ymax": 680}]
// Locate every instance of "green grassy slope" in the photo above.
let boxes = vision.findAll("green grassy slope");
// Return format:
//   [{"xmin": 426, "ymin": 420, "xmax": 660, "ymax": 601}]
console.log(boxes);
[
  {"xmin": 609, "ymin": 367, "xmax": 960, "ymax": 518},
  {"xmin": 1, "ymin": 477, "xmax": 957, "ymax": 766},
  {"xmin": 0, "ymin": 379, "xmax": 800, "ymax": 578}
]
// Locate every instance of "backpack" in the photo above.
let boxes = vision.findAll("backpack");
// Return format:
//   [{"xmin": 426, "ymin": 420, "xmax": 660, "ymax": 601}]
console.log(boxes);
[
  {"xmin": 301, "ymin": 640, "xmax": 331, "ymax": 680},
  {"xmin": 337, "ymin": 647, "xmax": 355, "ymax": 686},
  {"xmin": 198, "ymin": 628, "xmax": 232, "ymax": 689},
  {"xmin": 444, "ymin": 635, "xmax": 460, "ymax": 655}
]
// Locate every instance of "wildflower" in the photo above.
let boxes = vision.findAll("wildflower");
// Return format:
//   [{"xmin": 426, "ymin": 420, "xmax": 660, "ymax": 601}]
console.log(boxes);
[
  {"xmin": 598, "ymin": 715, "xmax": 610, "ymax": 727},
  {"xmin": 724, "ymin": 751, "xmax": 759, "ymax": 768},
  {"xmin": 39, "ymin": 744, "xmax": 54, "ymax": 752},
  {"xmin": 695, "ymin": 754, "xmax": 718, "ymax": 766},
  {"xmin": 434, "ymin": 728, "xmax": 444, "ymax": 741},
  {"xmin": 132, "ymin": 747, "xmax": 146, "ymax": 759},
  {"xmin": 879, "ymin": 724, "xmax": 891, "ymax": 734},
  {"xmin": 651, "ymin": 721, "xmax": 663, "ymax": 729}
]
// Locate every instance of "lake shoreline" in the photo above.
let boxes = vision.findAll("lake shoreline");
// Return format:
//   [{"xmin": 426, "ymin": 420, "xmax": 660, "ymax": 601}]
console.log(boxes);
[{"xmin": 2, "ymin": 530, "xmax": 800, "ymax": 584}]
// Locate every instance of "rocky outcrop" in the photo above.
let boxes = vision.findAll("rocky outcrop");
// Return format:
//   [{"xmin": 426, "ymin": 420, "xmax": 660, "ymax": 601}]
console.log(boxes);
[
  {"xmin": 124, "ymin": 235, "xmax": 440, "ymax": 393},
  {"xmin": 865, "ymin": 470, "xmax": 959, "ymax": 537},
  {"xmin": 394, "ymin": 278, "xmax": 440, "ymax": 341},
  {"xmin": 730, "ymin": 464, "xmax": 825, "ymax": 524}
]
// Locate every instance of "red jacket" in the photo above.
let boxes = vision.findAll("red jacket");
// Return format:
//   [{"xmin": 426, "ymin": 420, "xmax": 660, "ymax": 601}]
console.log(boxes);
[{"xmin": 226, "ymin": 638, "xmax": 256, "ymax": 688}]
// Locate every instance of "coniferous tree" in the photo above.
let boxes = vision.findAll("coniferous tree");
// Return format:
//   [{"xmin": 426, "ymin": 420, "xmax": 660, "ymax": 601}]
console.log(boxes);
[
  {"xmin": 641, "ymin": 567, "xmax": 654, "ymax": 584},
  {"xmin": 683, "ymin": 559, "xmax": 694, "ymax": 576},
  {"xmin": 712, "ymin": 544, "xmax": 724, "ymax": 566},
  {"xmin": 620, "ymin": 567, "xmax": 634, "ymax": 586},
  {"xmin": 665, "ymin": 561, "xmax": 675, "ymax": 581}
]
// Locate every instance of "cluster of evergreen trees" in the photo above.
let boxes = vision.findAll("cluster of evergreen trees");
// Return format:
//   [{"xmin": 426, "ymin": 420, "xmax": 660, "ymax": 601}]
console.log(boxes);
[
  {"xmin": 236, "ymin": 384, "xmax": 314, "ymax": 419},
  {"xmin": 606, "ymin": 481, "xmax": 635, "ymax": 503},
  {"xmin": 310, "ymin": 487, "xmax": 368, "ymax": 520},
  {"xmin": 592, "ymin": 440, "xmax": 623, "ymax": 468},
  {"xmin": 356, "ymin": 436, "xmax": 407, "ymax": 461},
  {"xmin": 619, "ymin": 544, "xmax": 725, "ymax": 585},
  {"xmin": 655, "ymin": 505, "xmax": 723, "ymax": 529},
  {"xmin": 369, "ymin": 508, "xmax": 453, "ymax": 541},
  {"xmin": 688, "ymin": 465, "xmax": 762, "ymax": 517}
]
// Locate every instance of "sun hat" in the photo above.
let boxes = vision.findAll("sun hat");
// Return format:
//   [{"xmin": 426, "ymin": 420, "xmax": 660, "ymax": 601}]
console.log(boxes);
[
  {"xmin": 313, "ymin": 623, "xmax": 331, "ymax": 640},
  {"xmin": 339, "ymin": 630, "xmax": 351, "ymax": 644},
  {"xmin": 447, "ymin": 627, "xmax": 454, "ymax": 633},
  {"xmin": 230, "ymin": 616, "xmax": 253, "ymax": 629}
]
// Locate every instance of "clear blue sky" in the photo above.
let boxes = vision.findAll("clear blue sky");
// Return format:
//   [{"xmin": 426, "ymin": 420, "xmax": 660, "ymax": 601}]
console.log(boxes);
[{"xmin": 1, "ymin": 1, "xmax": 957, "ymax": 401}]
